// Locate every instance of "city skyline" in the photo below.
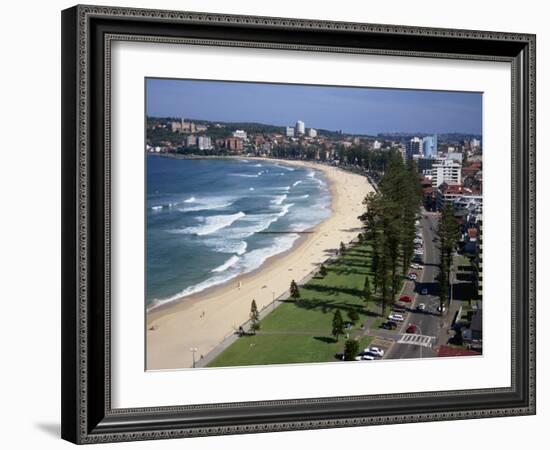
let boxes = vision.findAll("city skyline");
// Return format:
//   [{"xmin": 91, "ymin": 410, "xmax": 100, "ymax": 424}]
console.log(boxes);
[{"xmin": 146, "ymin": 78, "xmax": 483, "ymax": 136}]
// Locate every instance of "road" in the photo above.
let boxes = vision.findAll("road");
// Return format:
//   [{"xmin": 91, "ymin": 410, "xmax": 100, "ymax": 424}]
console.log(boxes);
[{"xmin": 385, "ymin": 210, "xmax": 442, "ymax": 359}]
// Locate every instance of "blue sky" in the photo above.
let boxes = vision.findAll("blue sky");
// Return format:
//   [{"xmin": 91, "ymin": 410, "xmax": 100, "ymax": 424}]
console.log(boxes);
[{"xmin": 146, "ymin": 78, "xmax": 482, "ymax": 135}]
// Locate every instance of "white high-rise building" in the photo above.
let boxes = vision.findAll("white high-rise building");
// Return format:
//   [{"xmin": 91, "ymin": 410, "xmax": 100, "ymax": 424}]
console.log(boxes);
[
  {"xmin": 308, "ymin": 128, "xmax": 317, "ymax": 138},
  {"xmin": 197, "ymin": 136, "xmax": 212, "ymax": 150},
  {"xmin": 295, "ymin": 120, "xmax": 305, "ymax": 135},
  {"xmin": 432, "ymin": 158, "xmax": 462, "ymax": 188},
  {"xmin": 286, "ymin": 126, "xmax": 295, "ymax": 137},
  {"xmin": 407, "ymin": 137, "xmax": 422, "ymax": 159},
  {"xmin": 373, "ymin": 140, "xmax": 382, "ymax": 150}
]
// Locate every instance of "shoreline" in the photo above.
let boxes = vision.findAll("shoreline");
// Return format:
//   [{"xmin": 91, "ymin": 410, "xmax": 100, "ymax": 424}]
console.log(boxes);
[{"xmin": 146, "ymin": 158, "xmax": 374, "ymax": 370}]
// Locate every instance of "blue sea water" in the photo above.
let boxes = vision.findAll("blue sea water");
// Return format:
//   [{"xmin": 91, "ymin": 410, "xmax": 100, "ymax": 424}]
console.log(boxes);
[{"xmin": 146, "ymin": 156, "xmax": 331, "ymax": 309}]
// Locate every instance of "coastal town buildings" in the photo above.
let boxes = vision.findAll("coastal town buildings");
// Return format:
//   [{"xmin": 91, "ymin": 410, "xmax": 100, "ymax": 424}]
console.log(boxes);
[
  {"xmin": 406, "ymin": 137, "xmax": 422, "ymax": 159},
  {"xmin": 435, "ymin": 182, "xmax": 468, "ymax": 210},
  {"xmin": 171, "ymin": 118, "xmax": 197, "ymax": 133},
  {"xmin": 232, "ymin": 130, "xmax": 247, "ymax": 140},
  {"xmin": 422, "ymin": 135, "xmax": 438, "ymax": 158},
  {"xmin": 432, "ymin": 158, "xmax": 462, "ymax": 188},
  {"xmin": 224, "ymin": 137, "xmax": 244, "ymax": 152},
  {"xmin": 197, "ymin": 136, "xmax": 212, "ymax": 150}
]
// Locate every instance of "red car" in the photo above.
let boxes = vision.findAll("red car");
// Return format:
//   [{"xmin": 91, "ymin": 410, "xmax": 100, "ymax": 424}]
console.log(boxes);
[
  {"xmin": 406, "ymin": 324, "xmax": 418, "ymax": 334},
  {"xmin": 399, "ymin": 295, "xmax": 412, "ymax": 303}
]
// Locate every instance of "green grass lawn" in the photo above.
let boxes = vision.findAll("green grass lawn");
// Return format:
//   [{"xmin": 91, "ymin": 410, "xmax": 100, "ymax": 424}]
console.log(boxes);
[{"xmin": 207, "ymin": 242, "xmax": 379, "ymax": 367}]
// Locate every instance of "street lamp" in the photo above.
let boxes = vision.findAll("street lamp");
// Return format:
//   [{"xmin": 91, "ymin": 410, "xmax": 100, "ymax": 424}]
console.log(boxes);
[{"xmin": 190, "ymin": 347, "xmax": 198, "ymax": 368}]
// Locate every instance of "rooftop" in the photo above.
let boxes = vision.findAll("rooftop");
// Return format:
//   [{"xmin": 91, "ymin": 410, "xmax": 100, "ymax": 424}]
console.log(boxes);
[{"xmin": 437, "ymin": 345, "xmax": 481, "ymax": 357}]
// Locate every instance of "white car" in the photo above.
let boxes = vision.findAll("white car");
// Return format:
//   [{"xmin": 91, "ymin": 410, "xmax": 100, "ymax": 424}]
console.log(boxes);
[
  {"xmin": 360, "ymin": 354, "xmax": 375, "ymax": 361},
  {"xmin": 437, "ymin": 305, "xmax": 446, "ymax": 314},
  {"xmin": 410, "ymin": 263, "xmax": 422, "ymax": 270},
  {"xmin": 365, "ymin": 346, "xmax": 385, "ymax": 357},
  {"xmin": 388, "ymin": 313, "xmax": 404, "ymax": 322},
  {"xmin": 416, "ymin": 303, "xmax": 426, "ymax": 311}
]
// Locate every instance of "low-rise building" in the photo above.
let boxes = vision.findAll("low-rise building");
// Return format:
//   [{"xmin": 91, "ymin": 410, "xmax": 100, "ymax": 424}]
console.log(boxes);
[
  {"xmin": 436, "ymin": 182, "xmax": 467, "ymax": 210},
  {"xmin": 186, "ymin": 135, "xmax": 197, "ymax": 147},
  {"xmin": 232, "ymin": 130, "xmax": 247, "ymax": 140}
]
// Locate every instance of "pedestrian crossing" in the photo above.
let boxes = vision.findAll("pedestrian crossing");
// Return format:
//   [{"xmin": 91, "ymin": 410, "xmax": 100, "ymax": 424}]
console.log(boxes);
[{"xmin": 397, "ymin": 334, "xmax": 434, "ymax": 348}]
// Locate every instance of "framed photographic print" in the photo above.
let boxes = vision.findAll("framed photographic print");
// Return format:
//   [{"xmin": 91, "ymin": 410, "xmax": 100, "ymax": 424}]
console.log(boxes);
[{"xmin": 61, "ymin": 4, "xmax": 536, "ymax": 444}]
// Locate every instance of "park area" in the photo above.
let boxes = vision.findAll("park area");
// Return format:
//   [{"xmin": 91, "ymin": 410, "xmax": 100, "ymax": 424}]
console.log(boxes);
[{"xmin": 207, "ymin": 241, "xmax": 379, "ymax": 367}]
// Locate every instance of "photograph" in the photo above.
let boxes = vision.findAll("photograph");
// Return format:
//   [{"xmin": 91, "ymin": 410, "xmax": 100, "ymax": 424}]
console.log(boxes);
[{"xmin": 145, "ymin": 79, "xmax": 484, "ymax": 370}]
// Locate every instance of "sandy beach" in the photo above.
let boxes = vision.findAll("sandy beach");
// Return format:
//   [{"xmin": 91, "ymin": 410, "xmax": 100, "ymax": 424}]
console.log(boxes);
[{"xmin": 146, "ymin": 159, "xmax": 374, "ymax": 370}]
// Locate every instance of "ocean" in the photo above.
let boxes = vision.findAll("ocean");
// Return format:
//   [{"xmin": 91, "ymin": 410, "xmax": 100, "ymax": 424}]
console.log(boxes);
[{"xmin": 146, "ymin": 156, "xmax": 331, "ymax": 310}]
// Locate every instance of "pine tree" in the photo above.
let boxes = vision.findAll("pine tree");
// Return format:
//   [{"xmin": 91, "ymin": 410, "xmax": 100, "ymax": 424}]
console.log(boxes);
[
  {"xmin": 250, "ymin": 299, "xmax": 260, "ymax": 332},
  {"xmin": 319, "ymin": 264, "xmax": 328, "ymax": 278},
  {"xmin": 339, "ymin": 241, "xmax": 346, "ymax": 255},
  {"xmin": 436, "ymin": 203, "xmax": 460, "ymax": 308},
  {"xmin": 332, "ymin": 310, "xmax": 345, "ymax": 340},
  {"xmin": 289, "ymin": 280, "xmax": 300, "ymax": 299},
  {"xmin": 344, "ymin": 339, "xmax": 360, "ymax": 361},
  {"xmin": 348, "ymin": 309, "xmax": 360, "ymax": 325},
  {"xmin": 363, "ymin": 276, "xmax": 372, "ymax": 304}
]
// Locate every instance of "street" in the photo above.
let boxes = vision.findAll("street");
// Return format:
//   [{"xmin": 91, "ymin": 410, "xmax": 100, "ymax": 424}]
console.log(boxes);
[{"xmin": 384, "ymin": 210, "xmax": 443, "ymax": 359}]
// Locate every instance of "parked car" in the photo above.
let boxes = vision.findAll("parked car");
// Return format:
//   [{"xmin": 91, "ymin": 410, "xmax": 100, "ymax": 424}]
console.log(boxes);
[
  {"xmin": 406, "ymin": 324, "xmax": 418, "ymax": 334},
  {"xmin": 421, "ymin": 288, "xmax": 428, "ymax": 295},
  {"xmin": 437, "ymin": 305, "xmax": 446, "ymax": 314},
  {"xmin": 408, "ymin": 273, "xmax": 417, "ymax": 280},
  {"xmin": 399, "ymin": 295, "xmax": 412, "ymax": 303},
  {"xmin": 365, "ymin": 346, "xmax": 384, "ymax": 357},
  {"xmin": 388, "ymin": 313, "xmax": 404, "ymax": 322},
  {"xmin": 381, "ymin": 321, "xmax": 398, "ymax": 330},
  {"xmin": 416, "ymin": 303, "xmax": 426, "ymax": 312},
  {"xmin": 358, "ymin": 354, "xmax": 375, "ymax": 361},
  {"xmin": 392, "ymin": 306, "xmax": 406, "ymax": 313}
]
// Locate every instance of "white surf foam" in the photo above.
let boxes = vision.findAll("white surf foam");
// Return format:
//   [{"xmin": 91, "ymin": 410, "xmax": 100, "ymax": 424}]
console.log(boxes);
[
  {"xmin": 270, "ymin": 194, "xmax": 287, "ymax": 206},
  {"xmin": 231, "ymin": 173, "xmax": 259, "ymax": 178},
  {"xmin": 180, "ymin": 211, "xmax": 246, "ymax": 236},
  {"xmin": 276, "ymin": 164, "xmax": 295, "ymax": 171},
  {"xmin": 147, "ymin": 233, "xmax": 301, "ymax": 310},
  {"xmin": 211, "ymin": 255, "xmax": 240, "ymax": 273},
  {"xmin": 209, "ymin": 239, "xmax": 248, "ymax": 256}
]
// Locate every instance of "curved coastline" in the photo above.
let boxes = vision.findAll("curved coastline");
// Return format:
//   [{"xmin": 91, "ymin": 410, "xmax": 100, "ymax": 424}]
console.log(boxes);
[
  {"xmin": 146, "ymin": 159, "xmax": 328, "ymax": 313},
  {"xmin": 146, "ymin": 158, "xmax": 373, "ymax": 370}
]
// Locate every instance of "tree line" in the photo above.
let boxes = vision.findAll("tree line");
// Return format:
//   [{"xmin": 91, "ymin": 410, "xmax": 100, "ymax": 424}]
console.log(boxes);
[{"xmin": 360, "ymin": 150, "xmax": 422, "ymax": 314}]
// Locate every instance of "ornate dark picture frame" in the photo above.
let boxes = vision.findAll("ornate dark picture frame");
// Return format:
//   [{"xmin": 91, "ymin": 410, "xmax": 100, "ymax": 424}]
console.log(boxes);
[{"xmin": 61, "ymin": 4, "xmax": 536, "ymax": 444}]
